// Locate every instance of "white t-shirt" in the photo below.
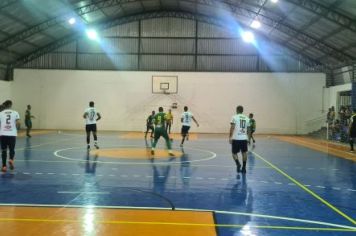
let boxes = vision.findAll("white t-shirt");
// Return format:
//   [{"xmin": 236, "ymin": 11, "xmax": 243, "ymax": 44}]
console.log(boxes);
[
  {"xmin": 84, "ymin": 107, "xmax": 100, "ymax": 125},
  {"xmin": 231, "ymin": 114, "xmax": 250, "ymax": 140},
  {"xmin": 0, "ymin": 109, "xmax": 20, "ymax": 136},
  {"xmin": 181, "ymin": 111, "xmax": 194, "ymax": 127}
]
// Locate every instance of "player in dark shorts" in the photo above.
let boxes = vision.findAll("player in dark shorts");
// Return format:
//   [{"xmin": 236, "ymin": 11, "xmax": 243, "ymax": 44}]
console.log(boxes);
[
  {"xmin": 25, "ymin": 105, "xmax": 35, "ymax": 138},
  {"xmin": 248, "ymin": 113, "xmax": 256, "ymax": 144},
  {"xmin": 0, "ymin": 100, "xmax": 21, "ymax": 172},
  {"xmin": 83, "ymin": 101, "xmax": 101, "ymax": 150},
  {"xmin": 180, "ymin": 106, "xmax": 199, "ymax": 147},
  {"xmin": 229, "ymin": 105, "xmax": 249, "ymax": 173},
  {"xmin": 145, "ymin": 111, "xmax": 155, "ymax": 138},
  {"xmin": 151, "ymin": 107, "xmax": 173, "ymax": 156},
  {"xmin": 349, "ymin": 114, "xmax": 356, "ymax": 152}
]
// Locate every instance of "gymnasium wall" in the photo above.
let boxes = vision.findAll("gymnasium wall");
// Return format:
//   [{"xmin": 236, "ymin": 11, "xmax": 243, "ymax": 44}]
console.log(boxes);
[
  {"xmin": 0, "ymin": 80, "xmax": 11, "ymax": 103},
  {"xmin": 12, "ymin": 69, "xmax": 325, "ymax": 134}
]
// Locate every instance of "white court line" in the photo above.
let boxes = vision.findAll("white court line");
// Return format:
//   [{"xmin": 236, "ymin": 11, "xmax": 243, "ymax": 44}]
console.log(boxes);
[
  {"xmin": 0, "ymin": 203, "xmax": 354, "ymax": 230},
  {"xmin": 53, "ymin": 145, "xmax": 217, "ymax": 165}
]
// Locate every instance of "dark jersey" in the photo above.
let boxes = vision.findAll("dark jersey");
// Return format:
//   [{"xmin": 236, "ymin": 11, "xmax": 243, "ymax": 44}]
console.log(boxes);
[
  {"xmin": 147, "ymin": 115, "xmax": 154, "ymax": 125},
  {"xmin": 25, "ymin": 109, "xmax": 31, "ymax": 122},
  {"xmin": 249, "ymin": 119, "xmax": 256, "ymax": 130}
]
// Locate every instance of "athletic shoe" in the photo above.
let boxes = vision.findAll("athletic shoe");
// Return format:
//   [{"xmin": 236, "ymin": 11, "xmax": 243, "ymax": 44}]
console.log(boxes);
[
  {"xmin": 241, "ymin": 167, "xmax": 246, "ymax": 173},
  {"xmin": 8, "ymin": 160, "xmax": 14, "ymax": 170},
  {"xmin": 87, "ymin": 145, "xmax": 90, "ymax": 150},
  {"xmin": 94, "ymin": 144, "xmax": 99, "ymax": 149},
  {"xmin": 236, "ymin": 164, "xmax": 241, "ymax": 173},
  {"xmin": 1, "ymin": 166, "xmax": 6, "ymax": 172},
  {"xmin": 168, "ymin": 150, "xmax": 175, "ymax": 156}
]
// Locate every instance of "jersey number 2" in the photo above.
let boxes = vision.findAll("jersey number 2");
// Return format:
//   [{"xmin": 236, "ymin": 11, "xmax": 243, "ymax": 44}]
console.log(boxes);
[{"xmin": 6, "ymin": 114, "xmax": 11, "ymax": 124}]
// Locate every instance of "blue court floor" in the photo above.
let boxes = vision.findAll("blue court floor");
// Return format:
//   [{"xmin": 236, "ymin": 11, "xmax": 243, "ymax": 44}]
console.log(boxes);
[{"xmin": 1, "ymin": 131, "xmax": 356, "ymax": 235}]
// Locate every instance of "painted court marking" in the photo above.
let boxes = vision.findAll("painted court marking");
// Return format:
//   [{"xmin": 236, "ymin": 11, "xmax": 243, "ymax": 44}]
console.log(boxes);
[
  {"xmin": 4, "ymin": 171, "xmax": 354, "ymax": 193},
  {"xmin": 0, "ymin": 204, "xmax": 355, "ymax": 231},
  {"xmin": 252, "ymin": 151, "xmax": 356, "ymax": 226},
  {"xmin": 53, "ymin": 145, "xmax": 217, "ymax": 165}
]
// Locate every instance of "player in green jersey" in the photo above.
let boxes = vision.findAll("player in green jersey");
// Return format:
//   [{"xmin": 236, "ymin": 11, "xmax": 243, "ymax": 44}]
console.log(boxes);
[
  {"xmin": 25, "ymin": 105, "xmax": 35, "ymax": 138},
  {"xmin": 248, "ymin": 113, "xmax": 256, "ymax": 144},
  {"xmin": 145, "ymin": 111, "xmax": 155, "ymax": 138},
  {"xmin": 151, "ymin": 107, "xmax": 174, "ymax": 156}
]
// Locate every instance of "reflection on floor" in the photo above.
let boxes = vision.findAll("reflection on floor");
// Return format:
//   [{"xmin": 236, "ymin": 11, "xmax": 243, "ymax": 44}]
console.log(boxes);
[{"xmin": 0, "ymin": 132, "xmax": 355, "ymax": 235}]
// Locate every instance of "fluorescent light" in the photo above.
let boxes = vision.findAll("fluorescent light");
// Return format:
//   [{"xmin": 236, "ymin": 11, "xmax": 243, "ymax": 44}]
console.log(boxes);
[
  {"xmin": 242, "ymin": 31, "xmax": 254, "ymax": 43},
  {"xmin": 86, "ymin": 29, "xmax": 98, "ymax": 40},
  {"xmin": 271, "ymin": 0, "xmax": 278, "ymax": 3},
  {"xmin": 251, "ymin": 20, "xmax": 261, "ymax": 29},
  {"xmin": 68, "ymin": 18, "xmax": 76, "ymax": 25}
]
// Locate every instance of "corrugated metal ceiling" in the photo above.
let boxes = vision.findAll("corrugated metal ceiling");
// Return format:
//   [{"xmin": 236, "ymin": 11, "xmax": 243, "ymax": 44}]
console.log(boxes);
[{"xmin": 0, "ymin": 0, "xmax": 355, "ymax": 72}]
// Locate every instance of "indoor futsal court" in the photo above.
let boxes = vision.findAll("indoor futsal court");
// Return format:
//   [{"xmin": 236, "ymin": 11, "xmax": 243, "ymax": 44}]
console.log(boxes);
[{"xmin": 1, "ymin": 0, "xmax": 356, "ymax": 235}]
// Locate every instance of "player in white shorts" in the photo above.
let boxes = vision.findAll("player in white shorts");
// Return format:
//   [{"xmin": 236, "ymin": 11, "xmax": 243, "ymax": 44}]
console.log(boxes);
[
  {"xmin": 0, "ymin": 100, "xmax": 21, "ymax": 172},
  {"xmin": 229, "ymin": 105, "xmax": 250, "ymax": 173},
  {"xmin": 180, "ymin": 106, "xmax": 199, "ymax": 147},
  {"xmin": 83, "ymin": 101, "xmax": 101, "ymax": 150}
]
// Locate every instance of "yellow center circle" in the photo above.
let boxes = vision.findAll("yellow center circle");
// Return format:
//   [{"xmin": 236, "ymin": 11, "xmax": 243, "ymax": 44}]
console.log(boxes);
[{"xmin": 90, "ymin": 148, "xmax": 183, "ymax": 159}]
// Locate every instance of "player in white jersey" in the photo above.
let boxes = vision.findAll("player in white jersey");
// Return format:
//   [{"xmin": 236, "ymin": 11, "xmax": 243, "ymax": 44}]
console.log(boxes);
[
  {"xmin": 0, "ymin": 100, "xmax": 20, "ymax": 172},
  {"xmin": 83, "ymin": 101, "xmax": 101, "ymax": 149},
  {"xmin": 180, "ymin": 106, "xmax": 199, "ymax": 147},
  {"xmin": 229, "ymin": 105, "xmax": 250, "ymax": 173}
]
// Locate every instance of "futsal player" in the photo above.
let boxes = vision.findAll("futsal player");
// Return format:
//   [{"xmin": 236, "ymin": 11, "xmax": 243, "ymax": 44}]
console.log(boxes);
[
  {"xmin": 145, "ymin": 111, "xmax": 155, "ymax": 138},
  {"xmin": 248, "ymin": 113, "xmax": 256, "ymax": 144},
  {"xmin": 349, "ymin": 113, "xmax": 356, "ymax": 152},
  {"xmin": 166, "ymin": 109, "xmax": 173, "ymax": 134},
  {"xmin": 0, "ymin": 100, "xmax": 21, "ymax": 172},
  {"xmin": 25, "ymin": 104, "xmax": 35, "ymax": 138},
  {"xmin": 83, "ymin": 101, "xmax": 101, "ymax": 150},
  {"xmin": 229, "ymin": 105, "xmax": 249, "ymax": 173},
  {"xmin": 180, "ymin": 106, "xmax": 199, "ymax": 147},
  {"xmin": 151, "ymin": 107, "xmax": 173, "ymax": 156}
]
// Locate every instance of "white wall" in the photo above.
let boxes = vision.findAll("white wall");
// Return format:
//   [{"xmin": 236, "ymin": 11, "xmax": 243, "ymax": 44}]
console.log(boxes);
[
  {"xmin": 12, "ymin": 69, "xmax": 326, "ymax": 134},
  {"xmin": 0, "ymin": 80, "xmax": 12, "ymax": 103}
]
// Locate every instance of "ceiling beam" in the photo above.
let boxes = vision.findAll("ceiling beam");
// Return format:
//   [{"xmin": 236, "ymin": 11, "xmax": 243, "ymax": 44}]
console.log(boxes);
[
  {"xmin": 9, "ymin": 10, "xmax": 321, "ymax": 69},
  {"xmin": 195, "ymin": 0, "xmax": 353, "ymax": 62},
  {"xmin": 285, "ymin": 0, "xmax": 356, "ymax": 33},
  {"xmin": 0, "ymin": 0, "xmax": 137, "ymax": 50},
  {"xmin": 1, "ymin": 0, "xmax": 352, "ymax": 64}
]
